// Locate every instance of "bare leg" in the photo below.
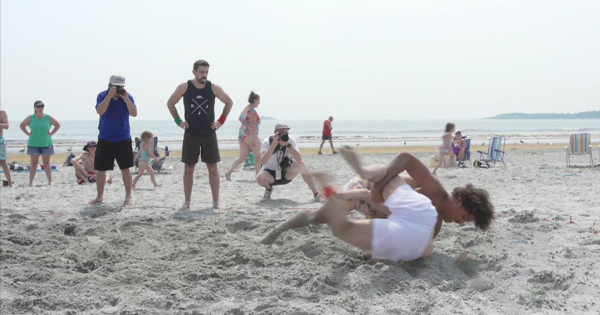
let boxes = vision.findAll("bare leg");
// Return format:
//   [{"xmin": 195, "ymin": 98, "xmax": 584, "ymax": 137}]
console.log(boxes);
[
  {"xmin": 121, "ymin": 168, "xmax": 133, "ymax": 204},
  {"xmin": 284, "ymin": 161, "xmax": 320, "ymax": 195},
  {"xmin": 146, "ymin": 164, "xmax": 159, "ymax": 187},
  {"xmin": 207, "ymin": 163, "xmax": 220, "ymax": 209},
  {"xmin": 318, "ymin": 140, "xmax": 325, "ymax": 154},
  {"xmin": 329, "ymin": 139, "xmax": 337, "ymax": 153},
  {"xmin": 0, "ymin": 160, "xmax": 12, "ymax": 186},
  {"xmin": 106, "ymin": 172, "xmax": 113, "ymax": 184},
  {"xmin": 29, "ymin": 155, "xmax": 39, "ymax": 186},
  {"xmin": 262, "ymin": 198, "xmax": 338, "ymax": 245},
  {"xmin": 132, "ymin": 161, "xmax": 147, "ymax": 188},
  {"xmin": 180, "ymin": 163, "xmax": 195, "ymax": 210},
  {"xmin": 251, "ymin": 141, "xmax": 262, "ymax": 176},
  {"xmin": 432, "ymin": 153, "xmax": 444, "ymax": 175},
  {"xmin": 74, "ymin": 166, "xmax": 86, "ymax": 183},
  {"xmin": 339, "ymin": 146, "xmax": 386, "ymax": 182},
  {"xmin": 41, "ymin": 154, "xmax": 52, "ymax": 185},
  {"xmin": 225, "ymin": 141, "xmax": 251, "ymax": 181},
  {"xmin": 93, "ymin": 171, "xmax": 106, "ymax": 203}
]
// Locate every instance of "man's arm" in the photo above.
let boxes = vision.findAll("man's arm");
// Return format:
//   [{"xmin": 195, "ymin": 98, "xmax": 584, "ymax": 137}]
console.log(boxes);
[
  {"xmin": 71, "ymin": 153, "xmax": 87, "ymax": 176},
  {"xmin": 371, "ymin": 152, "xmax": 444, "ymax": 203},
  {"xmin": 260, "ymin": 137, "xmax": 279, "ymax": 166},
  {"xmin": 96, "ymin": 88, "xmax": 116, "ymax": 116},
  {"xmin": 211, "ymin": 83, "xmax": 233, "ymax": 129},
  {"xmin": 0, "ymin": 111, "xmax": 8, "ymax": 130},
  {"xmin": 122, "ymin": 93, "xmax": 137, "ymax": 117},
  {"xmin": 287, "ymin": 146, "xmax": 303, "ymax": 163},
  {"xmin": 167, "ymin": 83, "xmax": 188, "ymax": 124}
]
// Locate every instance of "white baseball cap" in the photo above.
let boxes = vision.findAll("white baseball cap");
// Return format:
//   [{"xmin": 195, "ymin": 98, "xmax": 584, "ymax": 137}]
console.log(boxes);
[
  {"xmin": 274, "ymin": 122, "xmax": 291, "ymax": 131},
  {"xmin": 109, "ymin": 75, "xmax": 126, "ymax": 86}
]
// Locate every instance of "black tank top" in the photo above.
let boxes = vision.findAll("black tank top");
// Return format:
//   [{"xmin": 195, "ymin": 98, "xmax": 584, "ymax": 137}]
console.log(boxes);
[{"xmin": 183, "ymin": 80, "xmax": 216, "ymax": 136}]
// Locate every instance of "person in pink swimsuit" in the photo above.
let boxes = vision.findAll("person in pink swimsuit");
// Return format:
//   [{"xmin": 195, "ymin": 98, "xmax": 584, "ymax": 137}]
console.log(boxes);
[{"xmin": 225, "ymin": 91, "xmax": 262, "ymax": 180}]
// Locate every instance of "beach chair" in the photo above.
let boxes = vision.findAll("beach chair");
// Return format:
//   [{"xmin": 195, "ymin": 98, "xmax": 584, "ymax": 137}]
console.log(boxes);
[
  {"xmin": 63, "ymin": 153, "xmax": 76, "ymax": 167},
  {"xmin": 134, "ymin": 136, "xmax": 170, "ymax": 173},
  {"xmin": 243, "ymin": 151, "xmax": 256, "ymax": 170},
  {"xmin": 565, "ymin": 133, "xmax": 593, "ymax": 167},
  {"xmin": 463, "ymin": 137, "xmax": 472, "ymax": 161},
  {"xmin": 477, "ymin": 136, "xmax": 506, "ymax": 167}
]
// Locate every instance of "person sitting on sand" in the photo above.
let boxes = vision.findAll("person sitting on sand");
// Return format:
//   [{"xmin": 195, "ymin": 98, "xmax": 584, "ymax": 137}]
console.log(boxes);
[
  {"xmin": 262, "ymin": 146, "xmax": 494, "ymax": 261},
  {"xmin": 72, "ymin": 141, "xmax": 109, "ymax": 185},
  {"xmin": 255, "ymin": 122, "xmax": 324, "ymax": 201},
  {"xmin": 453, "ymin": 130, "xmax": 467, "ymax": 167}
]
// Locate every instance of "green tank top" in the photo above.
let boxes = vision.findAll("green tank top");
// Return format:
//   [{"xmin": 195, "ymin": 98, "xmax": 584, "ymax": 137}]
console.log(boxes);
[{"xmin": 28, "ymin": 114, "xmax": 53, "ymax": 147}]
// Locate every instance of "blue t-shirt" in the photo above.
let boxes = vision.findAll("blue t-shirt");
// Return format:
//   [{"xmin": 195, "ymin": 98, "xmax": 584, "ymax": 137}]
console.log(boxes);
[{"xmin": 96, "ymin": 91, "xmax": 136, "ymax": 142}]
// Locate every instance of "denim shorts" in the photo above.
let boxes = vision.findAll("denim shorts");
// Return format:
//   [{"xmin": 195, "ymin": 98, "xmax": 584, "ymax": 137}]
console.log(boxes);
[{"xmin": 27, "ymin": 146, "xmax": 54, "ymax": 156}]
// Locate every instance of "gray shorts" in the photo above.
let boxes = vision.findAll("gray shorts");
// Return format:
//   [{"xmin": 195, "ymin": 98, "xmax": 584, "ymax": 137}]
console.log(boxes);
[{"xmin": 27, "ymin": 146, "xmax": 54, "ymax": 156}]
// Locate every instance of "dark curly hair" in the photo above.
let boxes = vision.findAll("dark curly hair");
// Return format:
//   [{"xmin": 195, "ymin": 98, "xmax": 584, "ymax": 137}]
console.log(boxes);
[{"xmin": 452, "ymin": 184, "xmax": 495, "ymax": 230}]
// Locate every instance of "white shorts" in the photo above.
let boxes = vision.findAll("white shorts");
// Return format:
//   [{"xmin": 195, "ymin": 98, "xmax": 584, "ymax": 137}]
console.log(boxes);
[{"xmin": 371, "ymin": 185, "xmax": 438, "ymax": 261}]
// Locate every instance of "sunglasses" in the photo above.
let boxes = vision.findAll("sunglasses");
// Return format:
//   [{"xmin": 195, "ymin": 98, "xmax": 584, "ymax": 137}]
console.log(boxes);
[
  {"xmin": 35, "ymin": 105, "xmax": 45, "ymax": 108},
  {"xmin": 88, "ymin": 145, "xmax": 97, "ymax": 148}
]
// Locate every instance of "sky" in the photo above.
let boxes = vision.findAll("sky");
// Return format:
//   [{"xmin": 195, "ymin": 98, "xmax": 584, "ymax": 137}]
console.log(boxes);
[{"xmin": 1, "ymin": 0, "xmax": 599, "ymax": 121}]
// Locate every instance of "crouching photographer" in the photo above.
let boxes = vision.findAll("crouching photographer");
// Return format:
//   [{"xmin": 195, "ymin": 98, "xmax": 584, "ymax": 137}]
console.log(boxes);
[{"xmin": 256, "ymin": 122, "xmax": 324, "ymax": 201}]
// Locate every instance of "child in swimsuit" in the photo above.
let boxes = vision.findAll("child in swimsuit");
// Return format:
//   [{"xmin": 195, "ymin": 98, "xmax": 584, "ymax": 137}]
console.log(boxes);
[
  {"xmin": 432, "ymin": 122, "xmax": 457, "ymax": 175},
  {"xmin": 133, "ymin": 131, "xmax": 161, "ymax": 188}
]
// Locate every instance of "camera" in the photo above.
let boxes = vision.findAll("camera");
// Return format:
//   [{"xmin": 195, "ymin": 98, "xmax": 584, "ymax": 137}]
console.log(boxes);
[
  {"xmin": 115, "ymin": 85, "xmax": 126, "ymax": 95},
  {"xmin": 279, "ymin": 132, "xmax": 289, "ymax": 142}
]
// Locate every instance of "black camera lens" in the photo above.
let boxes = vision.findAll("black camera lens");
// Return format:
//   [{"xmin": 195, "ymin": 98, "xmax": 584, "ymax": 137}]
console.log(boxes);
[
  {"xmin": 116, "ymin": 86, "xmax": 125, "ymax": 95},
  {"xmin": 280, "ymin": 133, "xmax": 289, "ymax": 142}
]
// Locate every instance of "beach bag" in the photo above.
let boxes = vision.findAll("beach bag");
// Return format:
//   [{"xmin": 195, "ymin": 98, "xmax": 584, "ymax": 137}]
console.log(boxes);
[{"xmin": 63, "ymin": 153, "xmax": 76, "ymax": 167}]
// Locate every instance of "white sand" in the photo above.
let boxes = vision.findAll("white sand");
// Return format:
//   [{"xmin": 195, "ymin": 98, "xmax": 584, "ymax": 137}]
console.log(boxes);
[{"xmin": 1, "ymin": 149, "xmax": 599, "ymax": 314}]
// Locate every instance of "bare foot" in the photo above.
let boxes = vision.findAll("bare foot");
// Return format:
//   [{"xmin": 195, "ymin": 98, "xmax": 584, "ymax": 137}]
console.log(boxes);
[
  {"xmin": 225, "ymin": 170, "xmax": 232, "ymax": 181},
  {"xmin": 339, "ymin": 146, "xmax": 365, "ymax": 177},
  {"xmin": 153, "ymin": 184, "xmax": 162, "ymax": 188},
  {"xmin": 88, "ymin": 198, "xmax": 103, "ymax": 205},
  {"xmin": 107, "ymin": 177, "xmax": 113, "ymax": 184},
  {"xmin": 213, "ymin": 201, "xmax": 220, "ymax": 209},
  {"xmin": 123, "ymin": 198, "xmax": 133, "ymax": 206},
  {"xmin": 179, "ymin": 203, "xmax": 190, "ymax": 211}
]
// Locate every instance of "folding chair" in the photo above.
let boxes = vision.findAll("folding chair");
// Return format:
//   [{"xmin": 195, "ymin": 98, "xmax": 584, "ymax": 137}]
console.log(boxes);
[
  {"xmin": 463, "ymin": 137, "xmax": 472, "ymax": 161},
  {"xmin": 477, "ymin": 136, "xmax": 506, "ymax": 167},
  {"xmin": 565, "ymin": 133, "xmax": 593, "ymax": 167}
]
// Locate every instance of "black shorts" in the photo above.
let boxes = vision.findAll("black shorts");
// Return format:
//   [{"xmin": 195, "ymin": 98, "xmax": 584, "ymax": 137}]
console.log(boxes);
[
  {"xmin": 266, "ymin": 169, "xmax": 291, "ymax": 186},
  {"xmin": 322, "ymin": 135, "xmax": 332, "ymax": 140},
  {"xmin": 182, "ymin": 131, "xmax": 220, "ymax": 164},
  {"xmin": 95, "ymin": 138, "xmax": 134, "ymax": 171}
]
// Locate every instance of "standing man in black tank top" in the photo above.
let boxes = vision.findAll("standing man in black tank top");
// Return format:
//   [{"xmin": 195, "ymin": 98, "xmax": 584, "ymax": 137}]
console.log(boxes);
[{"xmin": 167, "ymin": 60, "xmax": 233, "ymax": 210}]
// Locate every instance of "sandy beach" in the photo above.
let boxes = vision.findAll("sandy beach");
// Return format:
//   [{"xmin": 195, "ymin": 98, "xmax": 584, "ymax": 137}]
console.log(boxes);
[{"xmin": 1, "ymin": 147, "xmax": 599, "ymax": 314}]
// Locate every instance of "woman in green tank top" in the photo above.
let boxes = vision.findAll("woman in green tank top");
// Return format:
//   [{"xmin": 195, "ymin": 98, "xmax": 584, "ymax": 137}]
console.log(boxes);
[{"xmin": 19, "ymin": 100, "xmax": 61, "ymax": 186}]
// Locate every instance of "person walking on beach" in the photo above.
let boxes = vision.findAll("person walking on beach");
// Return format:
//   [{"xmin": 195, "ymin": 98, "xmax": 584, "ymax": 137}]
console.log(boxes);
[
  {"xmin": 71, "ymin": 140, "xmax": 113, "ymax": 185},
  {"xmin": 225, "ymin": 91, "xmax": 262, "ymax": 180},
  {"xmin": 262, "ymin": 146, "xmax": 495, "ymax": 262},
  {"xmin": 19, "ymin": 101, "xmax": 60, "ymax": 186},
  {"xmin": 167, "ymin": 59, "xmax": 233, "ymax": 210},
  {"xmin": 89, "ymin": 75, "xmax": 137, "ymax": 205},
  {"xmin": 0, "ymin": 109, "xmax": 13, "ymax": 187},
  {"xmin": 132, "ymin": 131, "xmax": 161, "ymax": 188},
  {"xmin": 318, "ymin": 116, "xmax": 337, "ymax": 155},
  {"xmin": 255, "ymin": 122, "xmax": 324, "ymax": 201},
  {"xmin": 432, "ymin": 122, "xmax": 456, "ymax": 175}
]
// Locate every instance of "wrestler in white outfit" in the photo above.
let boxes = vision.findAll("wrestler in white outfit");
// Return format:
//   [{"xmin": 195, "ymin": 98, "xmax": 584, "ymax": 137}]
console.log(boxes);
[{"xmin": 371, "ymin": 184, "xmax": 438, "ymax": 261}]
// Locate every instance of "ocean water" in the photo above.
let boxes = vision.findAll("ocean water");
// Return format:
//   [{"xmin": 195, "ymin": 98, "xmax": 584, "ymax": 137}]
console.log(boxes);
[{"xmin": 3, "ymin": 119, "xmax": 599, "ymax": 152}]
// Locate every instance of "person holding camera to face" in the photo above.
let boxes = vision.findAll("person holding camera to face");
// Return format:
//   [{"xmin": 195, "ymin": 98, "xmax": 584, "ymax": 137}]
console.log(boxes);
[
  {"xmin": 89, "ymin": 75, "xmax": 137, "ymax": 206},
  {"xmin": 256, "ymin": 122, "xmax": 324, "ymax": 202}
]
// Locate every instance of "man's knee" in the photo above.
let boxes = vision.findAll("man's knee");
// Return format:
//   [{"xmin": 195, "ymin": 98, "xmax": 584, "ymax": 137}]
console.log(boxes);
[
  {"xmin": 184, "ymin": 164, "xmax": 196, "ymax": 174},
  {"xmin": 206, "ymin": 163, "xmax": 218, "ymax": 173}
]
